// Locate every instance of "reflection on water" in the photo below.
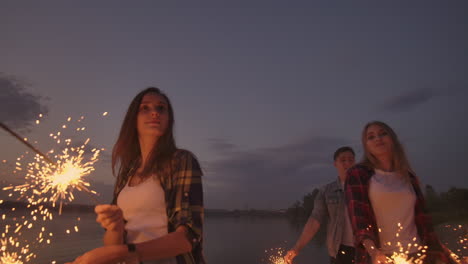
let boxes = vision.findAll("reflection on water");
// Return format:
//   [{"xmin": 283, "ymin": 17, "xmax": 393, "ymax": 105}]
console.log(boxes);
[
  {"xmin": 3, "ymin": 212, "xmax": 462, "ymax": 264},
  {"xmin": 1, "ymin": 210, "xmax": 327, "ymax": 264},
  {"xmin": 1, "ymin": 209, "xmax": 104, "ymax": 263},
  {"xmin": 204, "ymin": 216, "xmax": 327, "ymax": 264}
]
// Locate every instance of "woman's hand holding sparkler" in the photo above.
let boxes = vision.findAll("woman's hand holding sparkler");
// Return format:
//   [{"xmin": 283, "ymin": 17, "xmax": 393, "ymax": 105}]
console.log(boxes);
[
  {"xmin": 67, "ymin": 205, "xmax": 138, "ymax": 264},
  {"xmin": 363, "ymin": 239, "xmax": 389, "ymax": 264},
  {"xmin": 96, "ymin": 204, "xmax": 126, "ymax": 246},
  {"xmin": 95, "ymin": 204, "xmax": 124, "ymax": 232}
]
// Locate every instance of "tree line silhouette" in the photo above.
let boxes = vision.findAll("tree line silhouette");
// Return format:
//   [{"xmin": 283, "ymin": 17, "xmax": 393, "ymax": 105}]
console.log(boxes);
[{"xmin": 286, "ymin": 186, "xmax": 468, "ymax": 225}]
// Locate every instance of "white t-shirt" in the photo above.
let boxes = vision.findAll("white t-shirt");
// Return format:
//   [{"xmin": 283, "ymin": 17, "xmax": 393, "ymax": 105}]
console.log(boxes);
[
  {"xmin": 369, "ymin": 169, "xmax": 421, "ymax": 255},
  {"xmin": 117, "ymin": 176, "xmax": 177, "ymax": 264}
]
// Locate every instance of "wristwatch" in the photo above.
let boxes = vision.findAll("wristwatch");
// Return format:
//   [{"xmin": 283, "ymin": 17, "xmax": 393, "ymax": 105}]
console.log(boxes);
[{"xmin": 127, "ymin": 243, "xmax": 136, "ymax": 252}]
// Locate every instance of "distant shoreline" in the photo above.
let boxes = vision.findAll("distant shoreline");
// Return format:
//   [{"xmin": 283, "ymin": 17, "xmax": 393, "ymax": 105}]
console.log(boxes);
[{"xmin": 0, "ymin": 200, "xmax": 287, "ymax": 217}]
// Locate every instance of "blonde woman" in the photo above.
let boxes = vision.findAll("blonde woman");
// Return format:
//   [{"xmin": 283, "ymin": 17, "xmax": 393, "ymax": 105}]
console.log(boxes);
[{"xmin": 345, "ymin": 121, "xmax": 455, "ymax": 264}]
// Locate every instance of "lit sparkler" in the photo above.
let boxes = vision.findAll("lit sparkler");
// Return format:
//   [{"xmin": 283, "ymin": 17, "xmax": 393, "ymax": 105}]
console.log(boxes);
[
  {"xmin": 2, "ymin": 138, "xmax": 100, "ymax": 214},
  {"xmin": 380, "ymin": 223, "xmax": 426, "ymax": 264},
  {"xmin": 377, "ymin": 222, "xmax": 468, "ymax": 264},
  {"xmin": 264, "ymin": 247, "xmax": 286, "ymax": 264},
  {"xmin": 0, "ymin": 122, "xmax": 54, "ymax": 165},
  {"xmin": 440, "ymin": 224, "xmax": 468, "ymax": 264},
  {"xmin": 0, "ymin": 238, "xmax": 34, "ymax": 264},
  {"xmin": 1, "ymin": 113, "xmax": 108, "ymax": 262},
  {"xmin": 1, "ymin": 116, "xmax": 102, "ymax": 214}
]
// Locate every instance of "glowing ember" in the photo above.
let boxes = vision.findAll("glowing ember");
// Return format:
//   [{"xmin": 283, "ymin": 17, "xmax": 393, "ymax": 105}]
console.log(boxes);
[
  {"xmin": 387, "ymin": 252, "xmax": 425, "ymax": 264},
  {"xmin": 0, "ymin": 253, "xmax": 23, "ymax": 264},
  {"xmin": 40, "ymin": 145, "xmax": 99, "ymax": 205},
  {"xmin": 390, "ymin": 254, "xmax": 411, "ymax": 264}
]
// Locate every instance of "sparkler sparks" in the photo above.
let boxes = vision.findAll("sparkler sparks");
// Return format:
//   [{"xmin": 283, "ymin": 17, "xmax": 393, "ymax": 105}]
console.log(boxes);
[
  {"xmin": 0, "ymin": 252, "xmax": 23, "ymax": 264},
  {"xmin": 3, "ymin": 138, "xmax": 100, "ymax": 214},
  {"xmin": 374, "ymin": 222, "xmax": 468, "ymax": 264},
  {"xmin": 0, "ymin": 238, "xmax": 34, "ymax": 264},
  {"xmin": 441, "ymin": 224, "xmax": 468, "ymax": 264},
  {"xmin": 2, "ymin": 115, "xmax": 103, "ymax": 213},
  {"xmin": 264, "ymin": 247, "xmax": 286, "ymax": 264},
  {"xmin": 378, "ymin": 223, "xmax": 427, "ymax": 264},
  {"xmin": 390, "ymin": 253, "xmax": 418, "ymax": 264},
  {"xmin": 1, "ymin": 114, "xmax": 107, "ymax": 261}
]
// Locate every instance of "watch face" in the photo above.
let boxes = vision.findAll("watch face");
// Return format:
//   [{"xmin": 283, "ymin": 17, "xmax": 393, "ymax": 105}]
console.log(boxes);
[{"xmin": 127, "ymin": 243, "xmax": 136, "ymax": 252}]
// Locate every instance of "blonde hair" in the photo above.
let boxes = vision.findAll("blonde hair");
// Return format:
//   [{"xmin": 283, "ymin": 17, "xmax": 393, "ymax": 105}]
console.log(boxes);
[{"xmin": 360, "ymin": 121, "xmax": 415, "ymax": 181}]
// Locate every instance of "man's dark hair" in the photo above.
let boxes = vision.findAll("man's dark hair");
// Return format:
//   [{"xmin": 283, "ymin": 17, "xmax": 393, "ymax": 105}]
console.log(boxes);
[{"xmin": 333, "ymin": 146, "xmax": 355, "ymax": 161}]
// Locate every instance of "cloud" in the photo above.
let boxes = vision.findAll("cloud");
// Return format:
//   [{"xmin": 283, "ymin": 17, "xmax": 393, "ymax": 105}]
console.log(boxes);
[
  {"xmin": 380, "ymin": 87, "xmax": 435, "ymax": 112},
  {"xmin": 206, "ymin": 138, "xmax": 237, "ymax": 153},
  {"xmin": 0, "ymin": 73, "xmax": 49, "ymax": 130},
  {"xmin": 203, "ymin": 136, "xmax": 358, "ymax": 209},
  {"xmin": 379, "ymin": 84, "xmax": 468, "ymax": 113}
]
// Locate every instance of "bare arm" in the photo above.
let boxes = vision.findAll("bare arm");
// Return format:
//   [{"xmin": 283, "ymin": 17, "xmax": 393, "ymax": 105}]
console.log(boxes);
[
  {"xmin": 292, "ymin": 217, "xmax": 321, "ymax": 253},
  {"xmin": 285, "ymin": 188, "xmax": 326, "ymax": 264},
  {"xmin": 67, "ymin": 226, "xmax": 192, "ymax": 264},
  {"xmin": 135, "ymin": 225, "xmax": 191, "ymax": 261},
  {"xmin": 293, "ymin": 187, "xmax": 326, "ymax": 254},
  {"xmin": 103, "ymin": 229, "xmax": 124, "ymax": 246},
  {"xmin": 362, "ymin": 239, "xmax": 378, "ymax": 256}
]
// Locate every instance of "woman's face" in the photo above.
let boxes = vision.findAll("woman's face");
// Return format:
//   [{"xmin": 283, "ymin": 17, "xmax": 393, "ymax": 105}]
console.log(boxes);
[
  {"xmin": 136, "ymin": 93, "xmax": 170, "ymax": 139},
  {"xmin": 365, "ymin": 124, "xmax": 393, "ymax": 158}
]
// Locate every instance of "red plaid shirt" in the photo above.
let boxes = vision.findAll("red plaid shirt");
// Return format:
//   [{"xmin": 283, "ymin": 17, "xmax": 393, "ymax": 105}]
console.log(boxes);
[{"xmin": 344, "ymin": 164, "xmax": 454, "ymax": 264}]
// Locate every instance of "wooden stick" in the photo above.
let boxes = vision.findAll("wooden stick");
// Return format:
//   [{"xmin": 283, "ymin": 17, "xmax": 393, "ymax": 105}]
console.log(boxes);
[{"xmin": 0, "ymin": 121, "xmax": 55, "ymax": 165}]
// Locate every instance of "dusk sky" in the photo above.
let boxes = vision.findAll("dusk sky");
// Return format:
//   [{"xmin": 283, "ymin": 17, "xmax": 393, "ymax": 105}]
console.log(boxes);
[{"xmin": 1, "ymin": 1, "xmax": 467, "ymax": 210}]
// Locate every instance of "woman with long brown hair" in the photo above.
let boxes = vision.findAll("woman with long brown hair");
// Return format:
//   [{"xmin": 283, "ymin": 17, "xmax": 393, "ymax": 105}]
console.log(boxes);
[
  {"xmin": 68, "ymin": 87, "xmax": 205, "ymax": 264},
  {"xmin": 345, "ymin": 121, "xmax": 455, "ymax": 264}
]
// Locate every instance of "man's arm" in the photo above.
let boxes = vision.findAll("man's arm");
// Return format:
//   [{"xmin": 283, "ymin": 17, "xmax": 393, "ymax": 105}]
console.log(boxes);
[
  {"xmin": 292, "ymin": 217, "xmax": 321, "ymax": 252},
  {"xmin": 285, "ymin": 188, "xmax": 326, "ymax": 263}
]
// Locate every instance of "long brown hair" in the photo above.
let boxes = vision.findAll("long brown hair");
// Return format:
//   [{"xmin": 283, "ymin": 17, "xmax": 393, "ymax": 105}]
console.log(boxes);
[
  {"xmin": 360, "ymin": 121, "xmax": 415, "ymax": 181},
  {"xmin": 112, "ymin": 87, "xmax": 177, "ymax": 193}
]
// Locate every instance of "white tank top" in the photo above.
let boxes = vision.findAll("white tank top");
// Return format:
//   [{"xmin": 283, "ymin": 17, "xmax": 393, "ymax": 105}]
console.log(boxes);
[
  {"xmin": 369, "ymin": 169, "xmax": 422, "ymax": 255},
  {"xmin": 117, "ymin": 176, "xmax": 177, "ymax": 264}
]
